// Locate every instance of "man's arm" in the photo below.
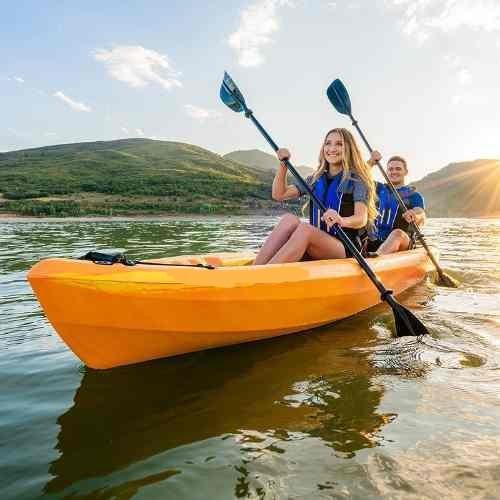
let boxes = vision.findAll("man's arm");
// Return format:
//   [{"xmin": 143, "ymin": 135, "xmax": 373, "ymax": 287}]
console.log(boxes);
[{"xmin": 403, "ymin": 192, "xmax": 426, "ymax": 226}]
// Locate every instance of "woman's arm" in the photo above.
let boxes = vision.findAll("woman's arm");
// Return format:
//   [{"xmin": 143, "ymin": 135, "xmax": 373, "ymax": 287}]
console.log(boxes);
[
  {"xmin": 341, "ymin": 202, "xmax": 368, "ymax": 229},
  {"xmin": 322, "ymin": 202, "xmax": 368, "ymax": 231},
  {"xmin": 271, "ymin": 149, "xmax": 300, "ymax": 201}
]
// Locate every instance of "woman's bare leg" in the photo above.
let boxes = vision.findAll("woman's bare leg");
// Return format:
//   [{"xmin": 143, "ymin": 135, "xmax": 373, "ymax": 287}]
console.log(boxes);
[
  {"xmin": 268, "ymin": 222, "xmax": 346, "ymax": 264},
  {"xmin": 376, "ymin": 229, "xmax": 410, "ymax": 255},
  {"xmin": 254, "ymin": 213, "xmax": 301, "ymax": 265}
]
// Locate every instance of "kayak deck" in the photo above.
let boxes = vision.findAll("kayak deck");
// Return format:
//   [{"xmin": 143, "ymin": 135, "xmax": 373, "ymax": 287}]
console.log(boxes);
[{"xmin": 28, "ymin": 248, "xmax": 436, "ymax": 369}]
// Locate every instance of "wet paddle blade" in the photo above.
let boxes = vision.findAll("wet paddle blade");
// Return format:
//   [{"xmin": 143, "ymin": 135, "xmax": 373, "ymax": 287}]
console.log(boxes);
[
  {"xmin": 326, "ymin": 79, "xmax": 352, "ymax": 116},
  {"xmin": 219, "ymin": 71, "xmax": 247, "ymax": 113},
  {"xmin": 437, "ymin": 271, "xmax": 460, "ymax": 288},
  {"xmin": 389, "ymin": 297, "xmax": 430, "ymax": 337}
]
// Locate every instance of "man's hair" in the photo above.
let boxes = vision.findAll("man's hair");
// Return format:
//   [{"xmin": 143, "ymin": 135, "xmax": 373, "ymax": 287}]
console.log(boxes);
[{"xmin": 388, "ymin": 155, "xmax": 407, "ymax": 170}]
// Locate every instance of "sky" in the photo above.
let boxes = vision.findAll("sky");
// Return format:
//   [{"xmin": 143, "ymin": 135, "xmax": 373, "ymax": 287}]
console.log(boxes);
[{"xmin": 2, "ymin": 0, "xmax": 500, "ymax": 182}]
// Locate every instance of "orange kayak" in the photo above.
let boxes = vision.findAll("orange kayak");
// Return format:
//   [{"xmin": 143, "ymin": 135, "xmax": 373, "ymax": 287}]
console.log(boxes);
[{"xmin": 27, "ymin": 249, "xmax": 436, "ymax": 369}]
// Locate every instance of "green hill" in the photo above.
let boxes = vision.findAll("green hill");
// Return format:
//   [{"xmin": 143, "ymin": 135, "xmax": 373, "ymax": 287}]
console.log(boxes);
[
  {"xmin": 1, "ymin": 139, "xmax": 498, "ymax": 218},
  {"xmin": 224, "ymin": 149, "xmax": 314, "ymax": 178},
  {"xmin": 415, "ymin": 159, "xmax": 500, "ymax": 217},
  {"xmin": 0, "ymin": 139, "xmax": 279, "ymax": 216}
]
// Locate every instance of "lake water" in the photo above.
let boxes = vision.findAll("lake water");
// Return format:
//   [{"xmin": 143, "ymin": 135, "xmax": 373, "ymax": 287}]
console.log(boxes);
[{"xmin": 1, "ymin": 217, "xmax": 499, "ymax": 499}]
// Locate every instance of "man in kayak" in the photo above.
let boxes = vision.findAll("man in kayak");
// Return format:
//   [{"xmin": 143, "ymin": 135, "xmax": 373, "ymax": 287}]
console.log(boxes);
[{"xmin": 365, "ymin": 152, "xmax": 426, "ymax": 256}]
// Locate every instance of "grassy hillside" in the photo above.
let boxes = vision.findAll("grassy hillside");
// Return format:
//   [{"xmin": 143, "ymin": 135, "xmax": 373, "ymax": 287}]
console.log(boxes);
[
  {"xmin": 0, "ymin": 139, "xmax": 281, "ymax": 216},
  {"xmin": 224, "ymin": 149, "xmax": 314, "ymax": 177},
  {"xmin": 224, "ymin": 149, "xmax": 279, "ymax": 171},
  {"xmin": 1, "ymin": 139, "xmax": 497, "ymax": 218},
  {"xmin": 415, "ymin": 159, "xmax": 500, "ymax": 217}
]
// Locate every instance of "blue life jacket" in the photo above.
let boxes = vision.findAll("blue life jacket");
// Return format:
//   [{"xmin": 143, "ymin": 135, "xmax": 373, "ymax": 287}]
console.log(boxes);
[
  {"xmin": 309, "ymin": 173, "xmax": 355, "ymax": 237},
  {"xmin": 374, "ymin": 184, "xmax": 417, "ymax": 241}
]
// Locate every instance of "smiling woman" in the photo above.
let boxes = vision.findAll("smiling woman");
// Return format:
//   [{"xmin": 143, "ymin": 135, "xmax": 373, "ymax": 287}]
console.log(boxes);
[{"xmin": 254, "ymin": 128, "xmax": 377, "ymax": 264}]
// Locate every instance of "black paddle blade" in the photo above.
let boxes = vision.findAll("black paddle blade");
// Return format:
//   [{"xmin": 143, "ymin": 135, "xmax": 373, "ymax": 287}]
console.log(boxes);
[
  {"xmin": 437, "ymin": 271, "xmax": 460, "ymax": 288},
  {"xmin": 390, "ymin": 298, "xmax": 430, "ymax": 337},
  {"xmin": 220, "ymin": 71, "xmax": 246, "ymax": 113},
  {"xmin": 326, "ymin": 79, "xmax": 352, "ymax": 116}
]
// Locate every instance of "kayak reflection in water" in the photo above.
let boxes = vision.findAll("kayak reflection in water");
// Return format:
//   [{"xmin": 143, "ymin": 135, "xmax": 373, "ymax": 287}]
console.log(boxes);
[
  {"xmin": 253, "ymin": 128, "xmax": 377, "ymax": 265},
  {"xmin": 43, "ymin": 326, "xmax": 391, "ymax": 497},
  {"xmin": 365, "ymin": 151, "xmax": 427, "ymax": 257}
]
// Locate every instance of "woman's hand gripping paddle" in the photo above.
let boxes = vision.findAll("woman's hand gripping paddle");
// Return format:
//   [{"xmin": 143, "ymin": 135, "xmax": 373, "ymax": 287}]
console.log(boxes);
[
  {"xmin": 220, "ymin": 71, "xmax": 429, "ymax": 337},
  {"xmin": 326, "ymin": 78, "xmax": 459, "ymax": 288}
]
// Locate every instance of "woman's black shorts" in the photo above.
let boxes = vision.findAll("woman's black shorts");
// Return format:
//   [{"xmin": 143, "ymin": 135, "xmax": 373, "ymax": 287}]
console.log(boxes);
[
  {"xmin": 341, "ymin": 234, "xmax": 363, "ymax": 258},
  {"xmin": 365, "ymin": 239, "xmax": 383, "ymax": 254}
]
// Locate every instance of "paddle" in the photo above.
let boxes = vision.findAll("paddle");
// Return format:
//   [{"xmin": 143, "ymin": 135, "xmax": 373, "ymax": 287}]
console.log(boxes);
[
  {"xmin": 219, "ymin": 71, "xmax": 429, "ymax": 337},
  {"xmin": 326, "ymin": 79, "xmax": 459, "ymax": 288}
]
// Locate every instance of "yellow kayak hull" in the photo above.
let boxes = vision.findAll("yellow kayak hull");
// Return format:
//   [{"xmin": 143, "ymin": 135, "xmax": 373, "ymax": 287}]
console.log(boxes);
[{"xmin": 27, "ymin": 249, "xmax": 436, "ymax": 369}]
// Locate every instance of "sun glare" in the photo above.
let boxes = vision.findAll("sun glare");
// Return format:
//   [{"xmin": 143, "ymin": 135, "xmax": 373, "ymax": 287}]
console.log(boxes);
[{"xmin": 419, "ymin": 161, "xmax": 500, "ymax": 217}]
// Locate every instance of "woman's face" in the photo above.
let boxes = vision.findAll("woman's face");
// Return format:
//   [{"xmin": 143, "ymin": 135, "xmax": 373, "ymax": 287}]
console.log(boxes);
[{"xmin": 323, "ymin": 132, "xmax": 344, "ymax": 165}]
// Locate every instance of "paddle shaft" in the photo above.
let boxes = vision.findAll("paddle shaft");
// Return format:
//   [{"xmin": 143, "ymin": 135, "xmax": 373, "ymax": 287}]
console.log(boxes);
[
  {"xmin": 349, "ymin": 116, "xmax": 445, "ymax": 279},
  {"xmin": 246, "ymin": 110, "xmax": 396, "ymax": 301},
  {"xmin": 220, "ymin": 72, "xmax": 429, "ymax": 335}
]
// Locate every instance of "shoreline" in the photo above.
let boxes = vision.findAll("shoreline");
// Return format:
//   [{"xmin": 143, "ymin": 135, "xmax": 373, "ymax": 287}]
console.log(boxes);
[
  {"xmin": 0, "ymin": 210, "xmax": 291, "ymax": 223},
  {"xmin": 1, "ymin": 212, "xmax": 499, "ymax": 223}
]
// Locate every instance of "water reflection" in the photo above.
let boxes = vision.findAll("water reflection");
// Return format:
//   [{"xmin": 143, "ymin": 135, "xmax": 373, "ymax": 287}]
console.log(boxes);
[
  {"xmin": 0, "ymin": 217, "xmax": 269, "ymax": 274},
  {"xmin": 3, "ymin": 217, "xmax": 499, "ymax": 498},
  {"xmin": 44, "ymin": 316, "xmax": 393, "ymax": 497}
]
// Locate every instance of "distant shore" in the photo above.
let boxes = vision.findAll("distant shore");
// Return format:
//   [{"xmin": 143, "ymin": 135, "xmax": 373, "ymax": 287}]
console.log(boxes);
[
  {"xmin": 1, "ymin": 212, "xmax": 499, "ymax": 223},
  {"xmin": 0, "ymin": 210, "xmax": 291, "ymax": 222}
]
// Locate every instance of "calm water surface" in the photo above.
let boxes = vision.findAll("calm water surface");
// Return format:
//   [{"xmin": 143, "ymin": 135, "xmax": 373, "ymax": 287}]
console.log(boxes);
[{"xmin": 1, "ymin": 217, "xmax": 499, "ymax": 499}]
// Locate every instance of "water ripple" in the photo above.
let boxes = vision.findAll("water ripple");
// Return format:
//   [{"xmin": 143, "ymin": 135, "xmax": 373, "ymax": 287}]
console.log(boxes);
[{"xmin": 1, "ymin": 216, "xmax": 500, "ymax": 499}]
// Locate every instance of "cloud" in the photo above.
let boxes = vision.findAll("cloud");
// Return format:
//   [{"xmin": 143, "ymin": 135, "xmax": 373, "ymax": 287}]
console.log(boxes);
[
  {"xmin": 457, "ymin": 68, "xmax": 471, "ymax": 85},
  {"xmin": 120, "ymin": 126, "xmax": 146, "ymax": 137},
  {"xmin": 94, "ymin": 45, "xmax": 182, "ymax": 90},
  {"xmin": 44, "ymin": 132, "xmax": 58, "ymax": 137},
  {"xmin": 184, "ymin": 104, "xmax": 221, "ymax": 122},
  {"xmin": 228, "ymin": 0, "xmax": 290, "ymax": 67},
  {"xmin": 5, "ymin": 76, "xmax": 25, "ymax": 83},
  {"xmin": 388, "ymin": 0, "xmax": 500, "ymax": 42},
  {"xmin": 451, "ymin": 92, "xmax": 476, "ymax": 105},
  {"xmin": 53, "ymin": 91, "xmax": 92, "ymax": 112},
  {"xmin": 444, "ymin": 54, "xmax": 461, "ymax": 67},
  {"xmin": 444, "ymin": 54, "xmax": 472, "ymax": 93}
]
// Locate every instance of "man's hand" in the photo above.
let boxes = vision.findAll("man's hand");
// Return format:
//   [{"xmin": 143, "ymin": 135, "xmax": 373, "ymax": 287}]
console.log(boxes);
[
  {"xmin": 402, "ymin": 208, "xmax": 418, "ymax": 223},
  {"xmin": 367, "ymin": 150, "xmax": 382, "ymax": 167}
]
